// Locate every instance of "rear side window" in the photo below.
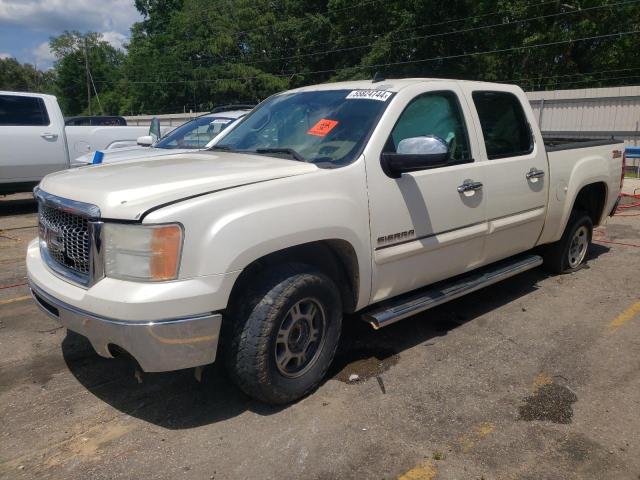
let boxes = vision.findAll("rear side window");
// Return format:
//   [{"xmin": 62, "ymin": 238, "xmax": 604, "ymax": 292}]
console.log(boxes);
[
  {"xmin": 472, "ymin": 91, "xmax": 532, "ymax": 159},
  {"xmin": 0, "ymin": 95, "xmax": 50, "ymax": 126}
]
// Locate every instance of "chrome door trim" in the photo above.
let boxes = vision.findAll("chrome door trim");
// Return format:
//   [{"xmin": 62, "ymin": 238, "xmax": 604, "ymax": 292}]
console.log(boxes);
[
  {"xmin": 457, "ymin": 180, "xmax": 484, "ymax": 193},
  {"xmin": 526, "ymin": 167, "xmax": 546, "ymax": 180}
]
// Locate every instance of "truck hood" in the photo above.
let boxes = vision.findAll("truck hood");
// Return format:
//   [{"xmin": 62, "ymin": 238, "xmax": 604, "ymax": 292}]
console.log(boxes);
[
  {"xmin": 71, "ymin": 146, "xmax": 194, "ymax": 167},
  {"xmin": 40, "ymin": 151, "xmax": 319, "ymax": 220}
]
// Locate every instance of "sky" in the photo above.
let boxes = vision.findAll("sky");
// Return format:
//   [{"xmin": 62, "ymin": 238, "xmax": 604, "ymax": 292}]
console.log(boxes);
[{"xmin": 0, "ymin": 0, "xmax": 142, "ymax": 69}]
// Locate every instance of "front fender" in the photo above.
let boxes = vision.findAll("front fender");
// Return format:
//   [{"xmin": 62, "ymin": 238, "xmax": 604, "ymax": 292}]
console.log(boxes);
[{"xmin": 145, "ymin": 160, "xmax": 372, "ymax": 310}]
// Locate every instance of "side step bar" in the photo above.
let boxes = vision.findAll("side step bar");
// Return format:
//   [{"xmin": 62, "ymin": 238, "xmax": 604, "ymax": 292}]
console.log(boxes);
[{"xmin": 362, "ymin": 254, "xmax": 543, "ymax": 329}]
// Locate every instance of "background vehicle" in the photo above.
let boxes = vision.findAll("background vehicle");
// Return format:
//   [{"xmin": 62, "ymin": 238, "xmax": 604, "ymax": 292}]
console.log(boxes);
[
  {"xmin": 71, "ymin": 105, "xmax": 253, "ymax": 167},
  {"xmin": 0, "ymin": 91, "xmax": 169, "ymax": 194},
  {"xmin": 27, "ymin": 79, "xmax": 624, "ymax": 405},
  {"xmin": 65, "ymin": 116, "xmax": 127, "ymax": 126}
]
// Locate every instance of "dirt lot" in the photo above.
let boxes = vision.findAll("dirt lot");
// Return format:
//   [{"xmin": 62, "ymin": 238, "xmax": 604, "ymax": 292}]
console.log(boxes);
[{"xmin": 1, "ymin": 189, "xmax": 639, "ymax": 480}]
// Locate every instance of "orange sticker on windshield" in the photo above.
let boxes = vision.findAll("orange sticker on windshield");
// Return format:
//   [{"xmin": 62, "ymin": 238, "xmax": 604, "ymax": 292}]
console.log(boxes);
[{"xmin": 307, "ymin": 119, "xmax": 338, "ymax": 137}]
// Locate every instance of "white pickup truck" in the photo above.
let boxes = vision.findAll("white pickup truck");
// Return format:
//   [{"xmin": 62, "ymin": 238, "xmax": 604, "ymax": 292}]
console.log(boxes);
[
  {"xmin": 0, "ymin": 91, "xmax": 165, "ymax": 194},
  {"xmin": 70, "ymin": 106, "xmax": 252, "ymax": 167},
  {"xmin": 27, "ymin": 79, "xmax": 625, "ymax": 404}
]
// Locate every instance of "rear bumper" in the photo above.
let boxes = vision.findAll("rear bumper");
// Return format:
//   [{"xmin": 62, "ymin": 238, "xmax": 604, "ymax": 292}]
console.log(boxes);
[{"xmin": 30, "ymin": 281, "xmax": 222, "ymax": 372}]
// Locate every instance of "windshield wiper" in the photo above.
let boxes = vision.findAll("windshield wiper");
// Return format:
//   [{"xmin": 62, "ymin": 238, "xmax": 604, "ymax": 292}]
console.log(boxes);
[
  {"xmin": 255, "ymin": 147, "xmax": 307, "ymax": 162},
  {"xmin": 209, "ymin": 144, "xmax": 235, "ymax": 152}
]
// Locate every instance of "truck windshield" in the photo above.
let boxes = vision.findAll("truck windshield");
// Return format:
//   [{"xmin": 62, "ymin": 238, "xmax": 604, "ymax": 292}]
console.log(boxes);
[
  {"xmin": 213, "ymin": 89, "xmax": 394, "ymax": 165},
  {"xmin": 155, "ymin": 115, "xmax": 234, "ymax": 149}
]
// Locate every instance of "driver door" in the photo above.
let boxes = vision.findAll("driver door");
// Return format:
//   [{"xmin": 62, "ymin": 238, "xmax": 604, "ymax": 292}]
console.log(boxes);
[{"xmin": 365, "ymin": 86, "xmax": 488, "ymax": 303}]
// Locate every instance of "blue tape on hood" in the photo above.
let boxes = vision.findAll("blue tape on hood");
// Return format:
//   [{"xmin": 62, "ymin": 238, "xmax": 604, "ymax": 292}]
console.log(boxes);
[{"xmin": 92, "ymin": 151, "xmax": 104, "ymax": 164}]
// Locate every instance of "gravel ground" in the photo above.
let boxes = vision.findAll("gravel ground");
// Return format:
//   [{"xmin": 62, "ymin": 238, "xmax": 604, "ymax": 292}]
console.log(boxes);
[{"xmin": 1, "ymin": 188, "xmax": 639, "ymax": 480}]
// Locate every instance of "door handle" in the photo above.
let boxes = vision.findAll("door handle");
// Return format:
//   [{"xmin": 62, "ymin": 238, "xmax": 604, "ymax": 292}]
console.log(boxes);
[
  {"xmin": 526, "ymin": 167, "xmax": 545, "ymax": 180},
  {"xmin": 457, "ymin": 180, "xmax": 483, "ymax": 193},
  {"xmin": 40, "ymin": 132, "xmax": 58, "ymax": 140}
]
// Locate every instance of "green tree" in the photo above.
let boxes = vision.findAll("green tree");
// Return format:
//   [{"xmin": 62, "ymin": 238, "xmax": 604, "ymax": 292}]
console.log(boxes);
[
  {"xmin": 50, "ymin": 31, "xmax": 127, "ymax": 115},
  {"xmin": 0, "ymin": 57, "xmax": 55, "ymax": 92},
  {"xmin": 42, "ymin": 0, "xmax": 640, "ymax": 115}
]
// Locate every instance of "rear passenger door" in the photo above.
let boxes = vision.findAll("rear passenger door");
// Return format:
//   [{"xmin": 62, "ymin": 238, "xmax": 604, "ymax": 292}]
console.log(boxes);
[
  {"xmin": 465, "ymin": 89, "xmax": 549, "ymax": 262},
  {"xmin": 0, "ymin": 94, "xmax": 67, "ymax": 182}
]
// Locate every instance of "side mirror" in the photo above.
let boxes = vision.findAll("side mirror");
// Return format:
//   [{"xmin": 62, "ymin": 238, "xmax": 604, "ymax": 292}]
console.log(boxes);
[
  {"xmin": 137, "ymin": 135, "xmax": 153, "ymax": 147},
  {"xmin": 381, "ymin": 135, "xmax": 449, "ymax": 178},
  {"xmin": 149, "ymin": 117, "xmax": 161, "ymax": 141}
]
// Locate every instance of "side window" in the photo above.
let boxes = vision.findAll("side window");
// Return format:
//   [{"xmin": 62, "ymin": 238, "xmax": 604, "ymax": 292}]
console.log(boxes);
[
  {"xmin": 183, "ymin": 119, "xmax": 231, "ymax": 147},
  {"xmin": 472, "ymin": 91, "xmax": 532, "ymax": 159},
  {"xmin": 0, "ymin": 95, "xmax": 50, "ymax": 126},
  {"xmin": 386, "ymin": 91, "xmax": 472, "ymax": 163},
  {"xmin": 184, "ymin": 123, "xmax": 215, "ymax": 147}
]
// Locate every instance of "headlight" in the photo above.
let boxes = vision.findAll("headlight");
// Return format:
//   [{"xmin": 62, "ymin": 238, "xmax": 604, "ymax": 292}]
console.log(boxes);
[{"xmin": 104, "ymin": 223, "xmax": 183, "ymax": 281}]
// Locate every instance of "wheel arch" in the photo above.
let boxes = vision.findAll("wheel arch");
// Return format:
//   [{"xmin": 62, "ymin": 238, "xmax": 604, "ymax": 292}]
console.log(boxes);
[
  {"xmin": 570, "ymin": 181, "xmax": 608, "ymax": 226},
  {"xmin": 544, "ymin": 180, "xmax": 609, "ymax": 245},
  {"xmin": 226, "ymin": 239, "xmax": 361, "ymax": 315}
]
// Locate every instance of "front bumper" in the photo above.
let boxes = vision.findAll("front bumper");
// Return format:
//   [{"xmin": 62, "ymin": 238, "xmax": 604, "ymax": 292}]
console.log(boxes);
[
  {"xmin": 30, "ymin": 281, "xmax": 222, "ymax": 372},
  {"xmin": 26, "ymin": 238, "xmax": 233, "ymax": 372}
]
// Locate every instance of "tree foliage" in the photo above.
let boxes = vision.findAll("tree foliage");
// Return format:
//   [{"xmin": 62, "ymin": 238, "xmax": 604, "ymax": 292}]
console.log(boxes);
[
  {"xmin": 3, "ymin": 0, "xmax": 638, "ymax": 115},
  {"xmin": 0, "ymin": 57, "xmax": 55, "ymax": 93},
  {"xmin": 49, "ymin": 31, "xmax": 126, "ymax": 115}
]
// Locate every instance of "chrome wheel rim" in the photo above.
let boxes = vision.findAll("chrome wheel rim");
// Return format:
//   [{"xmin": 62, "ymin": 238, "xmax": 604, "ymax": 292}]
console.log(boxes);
[
  {"xmin": 274, "ymin": 298, "xmax": 326, "ymax": 378},
  {"xmin": 568, "ymin": 225, "xmax": 589, "ymax": 268}
]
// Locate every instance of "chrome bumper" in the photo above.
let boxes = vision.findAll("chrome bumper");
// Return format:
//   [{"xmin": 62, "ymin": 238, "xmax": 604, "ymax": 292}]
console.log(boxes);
[{"xmin": 30, "ymin": 281, "xmax": 222, "ymax": 372}]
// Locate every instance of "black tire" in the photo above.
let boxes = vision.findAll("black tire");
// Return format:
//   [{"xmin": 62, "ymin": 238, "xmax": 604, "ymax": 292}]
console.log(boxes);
[
  {"xmin": 542, "ymin": 211, "xmax": 593, "ymax": 274},
  {"xmin": 224, "ymin": 263, "xmax": 342, "ymax": 404}
]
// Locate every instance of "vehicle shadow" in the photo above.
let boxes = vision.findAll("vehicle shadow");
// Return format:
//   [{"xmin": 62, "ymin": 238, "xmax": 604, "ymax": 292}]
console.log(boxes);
[
  {"xmin": 62, "ymin": 245, "xmax": 609, "ymax": 429},
  {"xmin": 62, "ymin": 332, "xmax": 280, "ymax": 429},
  {"xmin": 0, "ymin": 195, "xmax": 38, "ymax": 217},
  {"xmin": 578, "ymin": 242, "xmax": 609, "ymax": 266}
]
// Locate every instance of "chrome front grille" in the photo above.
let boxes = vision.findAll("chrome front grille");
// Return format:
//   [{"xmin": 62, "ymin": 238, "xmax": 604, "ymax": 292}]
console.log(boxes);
[
  {"xmin": 35, "ymin": 188, "xmax": 103, "ymax": 288},
  {"xmin": 39, "ymin": 204, "xmax": 90, "ymax": 275}
]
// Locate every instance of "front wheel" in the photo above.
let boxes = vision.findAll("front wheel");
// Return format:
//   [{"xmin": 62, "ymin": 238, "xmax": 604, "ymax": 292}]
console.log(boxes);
[
  {"xmin": 542, "ymin": 211, "xmax": 593, "ymax": 273},
  {"xmin": 224, "ymin": 264, "xmax": 342, "ymax": 404}
]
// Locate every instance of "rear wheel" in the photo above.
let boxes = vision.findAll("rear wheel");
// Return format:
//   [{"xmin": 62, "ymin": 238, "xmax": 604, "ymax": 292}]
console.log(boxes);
[
  {"xmin": 224, "ymin": 264, "xmax": 342, "ymax": 404},
  {"xmin": 542, "ymin": 211, "xmax": 593, "ymax": 273}
]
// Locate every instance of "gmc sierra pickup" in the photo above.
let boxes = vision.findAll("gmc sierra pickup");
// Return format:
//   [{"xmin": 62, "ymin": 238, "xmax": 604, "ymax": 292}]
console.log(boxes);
[{"xmin": 27, "ymin": 79, "xmax": 625, "ymax": 404}]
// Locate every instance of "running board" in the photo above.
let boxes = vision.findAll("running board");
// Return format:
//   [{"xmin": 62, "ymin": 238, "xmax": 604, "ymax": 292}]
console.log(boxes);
[{"xmin": 362, "ymin": 254, "xmax": 543, "ymax": 329}]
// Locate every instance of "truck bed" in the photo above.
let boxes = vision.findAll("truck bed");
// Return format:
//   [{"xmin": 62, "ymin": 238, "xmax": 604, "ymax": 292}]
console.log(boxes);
[
  {"xmin": 542, "ymin": 135, "xmax": 621, "ymax": 152},
  {"xmin": 537, "ymin": 135, "xmax": 624, "ymax": 246}
]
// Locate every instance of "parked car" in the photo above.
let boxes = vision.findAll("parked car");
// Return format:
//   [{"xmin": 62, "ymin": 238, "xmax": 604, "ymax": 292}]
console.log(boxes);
[
  {"xmin": 0, "ymin": 91, "xmax": 169, "ymax": 194},
  {"xmin": 65, "ymin": 116, "xmax": 127, "ymax": 126},
  {"xmin": 27, "ymin": 79, "xmax": 624, "ymax": 404},
  {"xmin": 71, "ymin": 105, "xmax": 253, "ymax": 167}
]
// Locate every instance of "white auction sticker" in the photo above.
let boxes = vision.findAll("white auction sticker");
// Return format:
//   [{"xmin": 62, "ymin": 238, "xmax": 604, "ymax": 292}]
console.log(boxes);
[{"xmin": 346, "ymin": 90, "xmax": 393, "ymax": 102}]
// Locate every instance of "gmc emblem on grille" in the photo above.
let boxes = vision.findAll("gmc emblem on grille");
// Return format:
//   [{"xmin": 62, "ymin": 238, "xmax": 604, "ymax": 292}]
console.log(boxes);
[{"xmin": 44, "ymin": 226, "xmax": 65, "ymax": 253}]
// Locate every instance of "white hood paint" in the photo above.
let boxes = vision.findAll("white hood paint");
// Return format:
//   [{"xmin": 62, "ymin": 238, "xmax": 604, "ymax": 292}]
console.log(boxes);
[
  {"xmin": 41, "ymin": 151, "xmax": 318, "ymax": 220},
  {"xmin": 71, "ymin": 146, "xmax": 194, "ymax": 166}
]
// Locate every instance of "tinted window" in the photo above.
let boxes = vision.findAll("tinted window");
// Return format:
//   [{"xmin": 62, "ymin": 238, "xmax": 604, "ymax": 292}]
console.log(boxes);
[
  {"xmin": 472, "ymin": 91, "xmax": 532, "ymax": 159},
  {"xmin": 65, "ymin": 116, "xmax": 126, "ymax": 126},
  {"xmin": 386, "ymin": 91, "xmax": 471, "ymax": 163},
  {"xmin": 0, "ymin": 95, "xmax": 50, "ymax": 126}
]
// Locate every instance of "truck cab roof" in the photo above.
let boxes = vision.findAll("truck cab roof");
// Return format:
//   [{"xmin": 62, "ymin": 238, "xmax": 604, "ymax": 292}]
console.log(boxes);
[{"xmin": 286, "ymin": 78, "xmax": 520, "ymax": 94}]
